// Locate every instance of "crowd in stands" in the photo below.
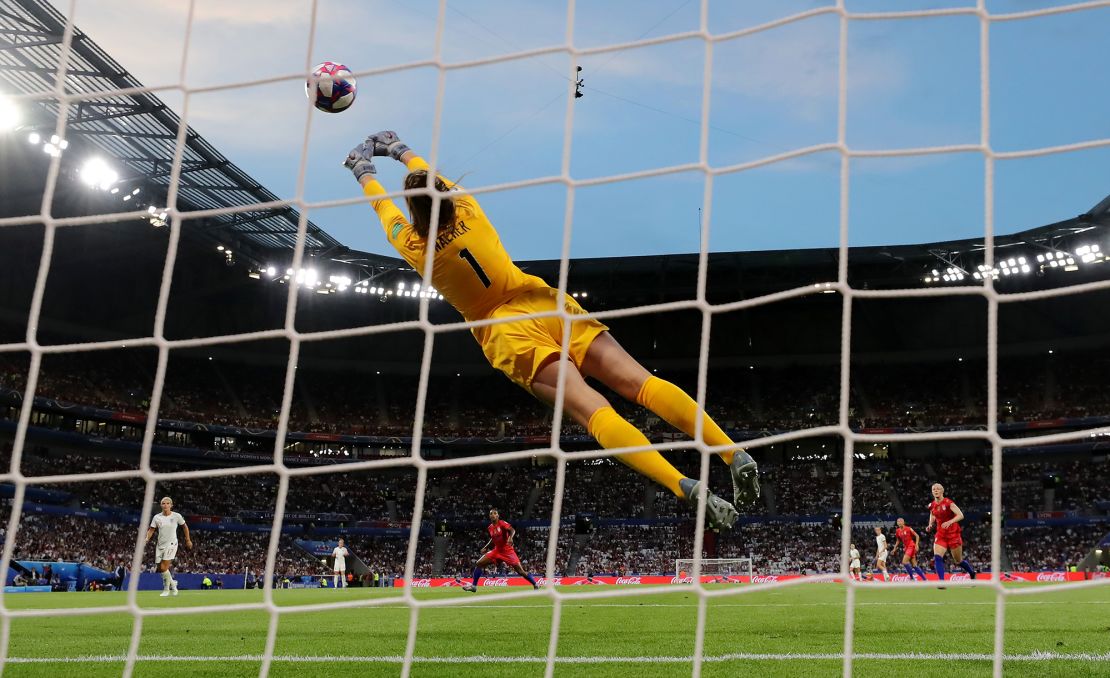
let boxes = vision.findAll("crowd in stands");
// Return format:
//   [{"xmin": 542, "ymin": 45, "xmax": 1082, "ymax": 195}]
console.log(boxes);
[
  {"xmin": 1004, "ymin": 525, "xmax": 1108, "ymax": 571},
  {"xmin": 3, "ymin": 444, "xmax": 1108, "ymax": 529},
  {"xmin": 4, "ymin": 351, "xmax": 1110, "ymax": 440},
  {"xmin": 1, "ymin": 445, "xmax": 1105, "ymax": 579},
  {"xmin": 11, "ymin": 505, "xmax": 1100, "ymax": 579}
]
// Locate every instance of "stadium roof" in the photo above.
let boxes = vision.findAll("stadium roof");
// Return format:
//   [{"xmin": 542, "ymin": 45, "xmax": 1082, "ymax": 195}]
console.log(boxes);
[{"xmin": 0, "ymin": 0, "xmax": 342, "ymax": 256}]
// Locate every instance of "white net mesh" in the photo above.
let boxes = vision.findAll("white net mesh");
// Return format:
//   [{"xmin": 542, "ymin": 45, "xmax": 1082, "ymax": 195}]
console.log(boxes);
[{"xmin": 0, "ymin": 1, "xmax": 1109, "ymax": 677}]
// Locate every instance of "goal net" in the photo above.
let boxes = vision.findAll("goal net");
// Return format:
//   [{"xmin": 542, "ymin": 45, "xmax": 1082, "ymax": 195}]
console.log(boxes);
[
  {"xmin": 1, "ymin": 1, "xmax": 1109, "ymax": 678},
  {"xmin": 676, "ymin": 557, "xmax": 753, "ymax": 581}
]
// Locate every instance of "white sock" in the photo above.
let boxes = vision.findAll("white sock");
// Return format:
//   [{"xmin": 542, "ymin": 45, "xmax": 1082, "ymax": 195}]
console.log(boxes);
[
  {"xmin": 882, "ymin": 571, "xmax": 889, "ymax": 581},
  {"xmin": 161, "ymin": 571, "xmax": 172, "ymax": 589}
]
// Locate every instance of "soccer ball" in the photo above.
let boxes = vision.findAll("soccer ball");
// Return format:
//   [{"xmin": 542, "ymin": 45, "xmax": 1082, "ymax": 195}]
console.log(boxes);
[{"xmin": 306, "ymin": 61, "xmax": 356, "ymax": 113}]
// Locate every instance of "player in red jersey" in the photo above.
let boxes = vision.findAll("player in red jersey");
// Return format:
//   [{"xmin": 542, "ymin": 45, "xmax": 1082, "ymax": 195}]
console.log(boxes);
[
  {"xmin": 927, "ymin": 483, "xmax": 977, "ymax": 581},
  {"xmin": 892, "ymin": 517, "xmax": 927, "ymax": 581},
  {"xmin": 462, "ymin": 509, "xmax": 539, "ymax": 592}
]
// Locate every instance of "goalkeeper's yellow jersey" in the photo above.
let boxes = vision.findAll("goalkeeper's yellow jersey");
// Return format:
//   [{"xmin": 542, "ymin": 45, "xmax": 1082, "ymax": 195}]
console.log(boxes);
[{"xmin": 362, "ymin": 156, "xmax": 549, "ymax": 322}]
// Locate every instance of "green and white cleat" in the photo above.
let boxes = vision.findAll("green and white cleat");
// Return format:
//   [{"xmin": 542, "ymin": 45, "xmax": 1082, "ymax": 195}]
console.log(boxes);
[
  {"xmin": 679, "ymin": 478, "xmax": 738, "ymax": 530},
  {"xmin": 730, "ymin": 450, "xmax": 760, "ymax": 506}
]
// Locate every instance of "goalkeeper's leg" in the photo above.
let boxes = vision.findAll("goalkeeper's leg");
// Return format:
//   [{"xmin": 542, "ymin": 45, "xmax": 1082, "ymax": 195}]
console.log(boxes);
[
  {"xmin": 531, "ymin": 356, "xmax": 737, "ymax": 529},
  {"xmin": 579, "ymin": 332, "xmax": 760, "ymax": 506}
]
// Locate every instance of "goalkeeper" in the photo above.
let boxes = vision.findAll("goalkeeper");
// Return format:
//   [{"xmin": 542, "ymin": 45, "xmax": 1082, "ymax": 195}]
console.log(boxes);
[{"xmin": 345, "ymin": 132, "xmax": 759, "ymax": 528}]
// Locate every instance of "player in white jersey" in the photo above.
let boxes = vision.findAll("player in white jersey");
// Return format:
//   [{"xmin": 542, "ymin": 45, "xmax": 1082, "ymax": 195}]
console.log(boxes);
[
  {"xmin": 874, "ymin": 526, "xmax": 890, "ymax": 582},
  {"xmin": 144, "ymin": 497, "xmax": 191, "ymax": 597},
  {"xmin": 848, "ymin": 544, "xmax": 861, "ymax": 581},
  {"xmin": 331, "ymin": 538, "xmax": 349, "ymax": 589}
]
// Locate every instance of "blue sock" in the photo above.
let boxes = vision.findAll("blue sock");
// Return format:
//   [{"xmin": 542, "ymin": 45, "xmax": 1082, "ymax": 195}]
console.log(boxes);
[
  {"xmin": 958, "ymin": 559, "xmax": 975, "ymax": 576},
  {"xmin": 522, "ymin": 572, "xmax": 537, "ymax": 587},
  {"xmin": 471, "ymin": 567, "xmax": 482, "ymax": 587},
  {"xmin": 934, "ymin": 555, "xmax": 946, "ymax": 580},
  {"xmin": 914, "ymin": 566, "xmax": 927, "ymax": 581},
  {"xmin": 904, "ymin": 564, "xmax": 915, "ymax": 578}
]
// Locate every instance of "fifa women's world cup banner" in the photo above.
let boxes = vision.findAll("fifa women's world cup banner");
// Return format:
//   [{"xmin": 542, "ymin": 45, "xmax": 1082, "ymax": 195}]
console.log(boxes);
[{"xmin": 396, "ymin": 572, "xmax": 1103, "ymax": 587}]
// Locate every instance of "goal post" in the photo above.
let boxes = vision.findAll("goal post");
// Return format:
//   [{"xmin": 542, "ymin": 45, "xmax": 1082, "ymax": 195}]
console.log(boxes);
[{"xmin": 675, "ymin": 556, "xmax": 754, "ymax": 581}]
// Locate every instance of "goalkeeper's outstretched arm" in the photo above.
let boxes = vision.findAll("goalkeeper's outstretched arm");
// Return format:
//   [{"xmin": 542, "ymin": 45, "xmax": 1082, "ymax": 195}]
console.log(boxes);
[{"xmin": 345, "ymin": 131, "xmax": 468, "ymax": 244}]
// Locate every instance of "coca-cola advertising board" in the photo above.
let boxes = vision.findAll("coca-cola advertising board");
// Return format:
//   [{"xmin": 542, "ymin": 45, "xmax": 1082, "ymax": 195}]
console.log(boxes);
[{"xmin": 394, "ymin": 572, "xmax": 1095, "ymax": 587}]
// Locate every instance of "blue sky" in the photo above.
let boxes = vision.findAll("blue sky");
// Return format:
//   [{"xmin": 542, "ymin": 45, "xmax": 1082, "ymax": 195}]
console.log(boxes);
[{"xmin": 66, "ymin": 0, "xmax": 1110, "ymax": 259}]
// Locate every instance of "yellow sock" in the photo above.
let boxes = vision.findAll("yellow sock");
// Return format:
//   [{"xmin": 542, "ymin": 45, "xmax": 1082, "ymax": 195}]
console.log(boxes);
[
  {"xmin": 636, "ymin": 376, "xmax": 739, "ymax": 465},
  {"xmin": 587, "ymin": 406, "xmax": 686, "ymax": 498}
]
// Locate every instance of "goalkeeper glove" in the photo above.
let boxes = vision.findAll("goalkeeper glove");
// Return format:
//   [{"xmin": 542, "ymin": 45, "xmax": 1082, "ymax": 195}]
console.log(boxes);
[
  {"xmin": 367, "ymin": 130, "xmax": 411, "ymax": 161},
  {"xmin": 343, "ymin": 141, "xmax": 377, "ymax": 181}
]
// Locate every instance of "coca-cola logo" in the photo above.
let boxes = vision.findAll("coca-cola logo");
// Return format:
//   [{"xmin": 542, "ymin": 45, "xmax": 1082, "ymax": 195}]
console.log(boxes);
[
  {"xmin": 889, "ymin": 574, "xmax": 911, "ymax": 582},
  {"xmin": 536, "ymin": 577, "xmax": 562, "ymax": 586},
  {"xmin": 615, "ymin": 577, "xmax": 642, "ymax": 585},
  {"xmin": 409, "ymin": 578, "xmax": 431, "ymax": 587},
  {"xmin": 949, "ymin": 574, "xmax": 970, "ymax": 581},
  {"xmin": 483, "ymin": 577, "xmax": 509, "ymax": 587},
  {"xmin": 670, "ymin": 576, "xmax": 693, "ymax": 584},
  {"xmin": 1036, "ymin": 573, "xmax": 1066, "ymax": 582},
  {"xmin": 751, "ymin": 575, "xmax": 780, "ymax": 584}
]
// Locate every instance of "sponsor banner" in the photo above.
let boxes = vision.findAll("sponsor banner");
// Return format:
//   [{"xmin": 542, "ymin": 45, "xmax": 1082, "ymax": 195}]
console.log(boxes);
[{"xmin": 395, "ymin": 572, "xmax": 1093, "ymax": 587}]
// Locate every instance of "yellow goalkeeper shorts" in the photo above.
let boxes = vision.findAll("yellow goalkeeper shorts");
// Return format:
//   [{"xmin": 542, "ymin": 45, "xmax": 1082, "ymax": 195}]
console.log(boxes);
[{"xmin": 474, "ymin": 286, "xmax": 608, "ymax": 391}]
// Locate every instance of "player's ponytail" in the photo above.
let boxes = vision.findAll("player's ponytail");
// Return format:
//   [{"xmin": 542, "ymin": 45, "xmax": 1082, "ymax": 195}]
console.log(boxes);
[{"xmin": 403, "ymin": 170, "xmax": 456, "ymax": 239}]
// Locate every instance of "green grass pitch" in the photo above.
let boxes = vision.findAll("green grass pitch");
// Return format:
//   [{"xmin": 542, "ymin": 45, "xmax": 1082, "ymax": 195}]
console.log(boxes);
[{"xmin": 4, "ymin": 583, "xmax": 1109, "ymax": 677}]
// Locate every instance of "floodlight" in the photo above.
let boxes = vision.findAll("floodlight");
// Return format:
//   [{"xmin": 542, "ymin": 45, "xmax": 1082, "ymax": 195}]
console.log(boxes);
[
  {"xmin": 1036, "ymin": 254, "xmax": 1045, "ymax": 263},
  {"xmin": 1017, "ymin": 257, "xmax": 1026, "ymax": 265},
  {"xmin": 581, "ymin": 292, "xmax": 588, "ymax": 297},
  {"xmin": 27, "ymin": 132, "xmax": 40, "ymax": 144},
  {"xmin": 1021, "ymin": 265, "xmax": 1030, "ymax": 273},
  {"xmin": 1006, "ymin": 258, "xmax": 1016, "ymax": 267},
  {"xmin": 2, "ymin": 95, "xmax": 25, "ymax": 130},
  {"xmin": 217, "ymin": 245, "xmax": 224, "ymax": 251},
  {"xmin": 80, "ymin": 158, "xmax": 119, "ymax": 190},
  {"xmin": 972, "ymin": 272, "xmax": 981, "ymax": 280},
  {"xmin": 266, "ymin": 266, "xmax": 276, "ymax": 277},
  {"xmin": 1092, "ymin": 245, "xmax": 1101, "ymax": 253},
  {"xmin": 1076, "ymin": 245, "xmax": 1090, "ymax": 255}
]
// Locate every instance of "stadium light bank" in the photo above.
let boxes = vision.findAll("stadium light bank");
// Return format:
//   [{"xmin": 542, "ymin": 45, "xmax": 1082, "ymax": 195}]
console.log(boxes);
[
  {"xmin": 0, "ymin": 94, "xmax": 21, "ymax": 132},
  {"xmin": 924, "ymin": 246, "xmax": 1105, "ymax": 285}
]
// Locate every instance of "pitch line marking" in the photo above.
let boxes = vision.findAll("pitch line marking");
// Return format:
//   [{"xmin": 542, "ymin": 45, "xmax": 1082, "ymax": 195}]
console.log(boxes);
[{"xmin": 4, "ymin": 651, "xmax": 1110, "ymax": 664}]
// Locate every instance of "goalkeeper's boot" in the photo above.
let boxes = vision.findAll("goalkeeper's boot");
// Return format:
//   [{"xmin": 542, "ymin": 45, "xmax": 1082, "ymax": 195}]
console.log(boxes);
[
  {"xmin": 679, "ymin": 478, "xmax": 738, "ymax": 530},
  {"xmin": 461, "ymin": 582, "xmax": 477, "ymax": 593},
  {"xmin": 159, "ymin": 589, "xmax": 170, "ymax": 598},
  {"xmin": 730, "ymin": 450, "xmax": 760, "ymax": 507}
]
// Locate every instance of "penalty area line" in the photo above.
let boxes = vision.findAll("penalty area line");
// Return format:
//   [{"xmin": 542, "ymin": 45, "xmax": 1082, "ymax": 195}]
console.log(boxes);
[{"xmin": 6, "ymin": 651, "xmax": 1110, "ymax": 664}]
